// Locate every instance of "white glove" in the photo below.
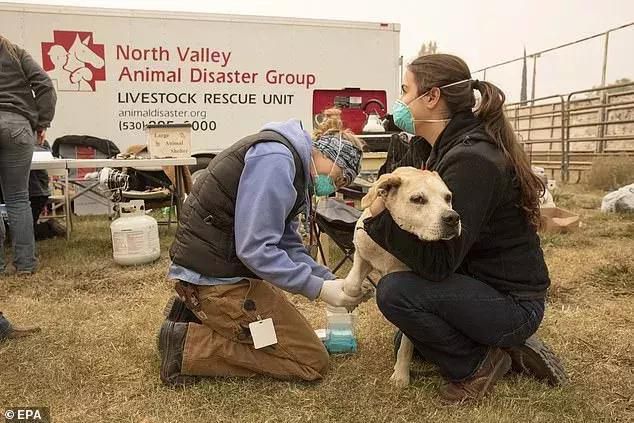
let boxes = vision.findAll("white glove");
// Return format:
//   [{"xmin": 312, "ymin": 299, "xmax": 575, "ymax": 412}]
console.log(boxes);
[{"xmin": 318, "ymin": 279, "xmax": 365, "ymax": 308}]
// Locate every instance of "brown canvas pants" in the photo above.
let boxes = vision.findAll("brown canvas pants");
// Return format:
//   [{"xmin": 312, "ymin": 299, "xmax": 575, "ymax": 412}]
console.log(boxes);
[{"xmin": 176, "ymin": 279, "xmax": 329, "ymax": 381}]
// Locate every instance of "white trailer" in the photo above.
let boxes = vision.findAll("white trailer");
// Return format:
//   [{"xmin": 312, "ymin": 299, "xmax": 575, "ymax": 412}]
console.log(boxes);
[{"xmin": 1, "ymin": 2, "xmax": 400, "ymax": 165}]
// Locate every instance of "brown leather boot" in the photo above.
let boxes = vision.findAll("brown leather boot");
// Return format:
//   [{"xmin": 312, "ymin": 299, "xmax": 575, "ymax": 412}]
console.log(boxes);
[
  {"xmin": 506, "ymin": 335, "xmax": 568, "ymax": 386},
  {"xmin": 5, "ymin": 325, "xmax": 41, "ymax": 339},
  {"xmin": 0, "ymin": 312, "xmax": 40, "ymax": 341},
  {"xmin": 158, "ymin": 320, "xmax": 199, "ymax": 387},
  {"xmin": 439, "ymin": 348, "xmax": 512, "ymax": 403}
]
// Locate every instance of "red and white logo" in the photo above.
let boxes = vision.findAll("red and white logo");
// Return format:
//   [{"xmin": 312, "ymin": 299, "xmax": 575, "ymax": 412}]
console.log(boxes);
[{"xmin": 42, "ymin": 30, "xmax": 106, "ymax": 92}]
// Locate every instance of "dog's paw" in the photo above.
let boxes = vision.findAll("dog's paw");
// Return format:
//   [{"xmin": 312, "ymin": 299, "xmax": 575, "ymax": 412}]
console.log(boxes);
[
  {"xmin": 361, "ymin": 280, "xmax": 375, "ymax": 296},
  {"xmin": 389, "ymin": 370, "xmax": 410, "ymax": 388},
  {"xmin": 343, "ymin": 280, "xmax": 362, "ymax": 297}
]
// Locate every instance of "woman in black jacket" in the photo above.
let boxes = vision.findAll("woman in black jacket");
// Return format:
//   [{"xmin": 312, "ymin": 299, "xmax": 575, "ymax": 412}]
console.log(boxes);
[{"xmin": 365, "ymin": 54, "xmax": 565, "ymax": 402}]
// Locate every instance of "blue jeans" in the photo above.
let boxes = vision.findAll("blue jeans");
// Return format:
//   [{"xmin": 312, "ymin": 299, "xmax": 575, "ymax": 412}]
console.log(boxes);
[
  {"xmin": 0, "ymin": 111, "xmax": 36, "ymax": 272},
  {"xmin": 376, "ymin": 271, "xmax": 544, "ymax": 381}
]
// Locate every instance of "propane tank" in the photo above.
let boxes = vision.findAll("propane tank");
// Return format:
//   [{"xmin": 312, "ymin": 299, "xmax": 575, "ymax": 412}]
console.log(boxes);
[{"xmin": 110, "ymin": 201, "xmax": 160, "ymax": 265}]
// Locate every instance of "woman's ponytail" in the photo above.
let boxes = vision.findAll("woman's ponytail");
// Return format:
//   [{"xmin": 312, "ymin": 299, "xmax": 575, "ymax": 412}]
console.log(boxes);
[
  {"xmin": 313, "ymin": 107, "xmax": 365, "ymax": 151},
  {"xmin": 473, "ymin": 80, "xmax": 545, "ymax": 228}
]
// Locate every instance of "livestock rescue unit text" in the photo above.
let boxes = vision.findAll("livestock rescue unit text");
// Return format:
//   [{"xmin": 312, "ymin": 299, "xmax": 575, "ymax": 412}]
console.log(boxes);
[{"xmin": 116, "ymin": 45, "xmax": 317, "ymax": 88}]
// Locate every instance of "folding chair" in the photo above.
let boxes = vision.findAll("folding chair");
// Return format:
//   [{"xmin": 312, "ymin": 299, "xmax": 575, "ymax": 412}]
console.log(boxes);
[
  {"xmin": 52, "ymin": 136, "xmax": 120, "ymax": 218},
  {"xmin": 313, "ymin": 198, "xmax": 360, "ymax": 273},
  {"xmin": 40, "ymin": 167, "xmax": 72, "ymax": 240},
  {"xmin": 312, "ymin": 198, "xmax": 375, "ymax": 286}
]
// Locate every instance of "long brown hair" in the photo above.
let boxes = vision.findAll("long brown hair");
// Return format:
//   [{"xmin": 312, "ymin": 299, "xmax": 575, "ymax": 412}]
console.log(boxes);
[
  {"xmin": 0, "ymin": 35, "xmax": 20, "ymax": 63},
  {"xmin": 407, "ymin": 54, "xmax": 544, "ymax": 228}
]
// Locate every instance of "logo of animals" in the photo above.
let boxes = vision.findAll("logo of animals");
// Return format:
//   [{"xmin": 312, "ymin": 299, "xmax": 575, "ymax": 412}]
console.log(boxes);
[{"xmin": 42, "ymin": 30, "xmax": 106, "ymax": 92}]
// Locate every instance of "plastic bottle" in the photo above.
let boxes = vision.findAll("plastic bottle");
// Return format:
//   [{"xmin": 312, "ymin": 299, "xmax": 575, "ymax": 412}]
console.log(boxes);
[{"xmin": 324, "ymin": 305, "xmax": 358, "ymax": 353}]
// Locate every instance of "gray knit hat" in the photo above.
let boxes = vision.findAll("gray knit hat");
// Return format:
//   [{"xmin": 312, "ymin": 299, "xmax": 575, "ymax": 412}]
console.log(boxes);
[{"xmin": 313, "ymin": 135, "xmax": 362, "ymax": 185}]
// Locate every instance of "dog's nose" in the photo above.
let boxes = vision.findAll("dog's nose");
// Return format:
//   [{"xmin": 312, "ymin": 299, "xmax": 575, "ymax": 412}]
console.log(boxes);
[{"xmin": 442, "ymin": 210, "xmax": 460, "ymax": 226}]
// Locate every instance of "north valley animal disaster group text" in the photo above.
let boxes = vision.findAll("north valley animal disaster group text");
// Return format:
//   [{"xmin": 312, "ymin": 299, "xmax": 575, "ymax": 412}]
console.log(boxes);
[{"xmin": 115, "ymin": 45, "xmax": 317, "ymax": 88}]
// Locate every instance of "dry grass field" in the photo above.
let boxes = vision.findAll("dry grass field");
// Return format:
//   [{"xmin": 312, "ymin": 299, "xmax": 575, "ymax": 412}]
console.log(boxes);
[{"xmin": 1, "ymin": 184, "xmax": 632, "ymax": 422}]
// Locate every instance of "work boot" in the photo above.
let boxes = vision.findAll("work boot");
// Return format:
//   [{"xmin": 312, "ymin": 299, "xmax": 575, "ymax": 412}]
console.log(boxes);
[
  {"xmin": 157, "ymin": 297, "xmax": 202, "ymax": 354},
  {"xmin": 48, "ymin": 219, "xmax": 67, "ymax": 238},
  {"xmin": 164, "ymin": 296, "xmax": 201, "ymax": 324},
  {"xmin": 506, "ymin": 335, "xmax": 568, "ymax": 386},
  {"xmin": 439, "ymin": 348, "xmax": 511, "ymax": 403},
  {"xmin": 0, "ymin": 312, "xmax": 41, "ymax": 341},
  {"xmin": 158, "ymin": 320, "xmax": 199, "ymax": 387}
]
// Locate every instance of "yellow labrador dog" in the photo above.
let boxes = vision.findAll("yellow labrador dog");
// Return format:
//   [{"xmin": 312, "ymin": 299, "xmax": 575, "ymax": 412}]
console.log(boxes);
[{"xmin": 342, "ymin": 167, "xmax": 461, "ymax": 387}]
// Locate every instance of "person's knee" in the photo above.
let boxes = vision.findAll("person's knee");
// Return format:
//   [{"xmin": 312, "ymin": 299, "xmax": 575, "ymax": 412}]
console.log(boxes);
[
  {"xmin": 313, "ymin": 347, "xmax": 330, "ymax": 377},
  {"xmin": 297, "ymin": 345, "xmax": 330, "ymax": 381},
  {"xmin": 376, "ymin": 272, "xmax": 412, "ymax": 320}
]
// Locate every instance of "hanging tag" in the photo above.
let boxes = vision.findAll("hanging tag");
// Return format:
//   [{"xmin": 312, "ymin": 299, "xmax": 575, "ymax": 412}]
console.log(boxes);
[{"xmin": 249, "ymin": 318, "xmax": 278, "ymax": 349}]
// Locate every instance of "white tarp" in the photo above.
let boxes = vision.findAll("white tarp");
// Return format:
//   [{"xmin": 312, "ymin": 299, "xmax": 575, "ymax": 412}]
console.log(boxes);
[{"xmin": 601, "ymin": 183, "xmax": 634, "ymax": 213}]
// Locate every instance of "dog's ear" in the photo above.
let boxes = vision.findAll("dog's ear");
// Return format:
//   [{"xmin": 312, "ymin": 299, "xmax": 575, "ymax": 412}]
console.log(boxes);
[{"xmin": 361, "ymin": 173, "xmax": 402, "ymax": 209}]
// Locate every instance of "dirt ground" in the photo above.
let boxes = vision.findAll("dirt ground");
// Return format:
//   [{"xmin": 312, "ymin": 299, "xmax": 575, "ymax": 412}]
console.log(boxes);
[{"xmin": 1, "ymin": 184, "xmax": 632, "ymax": 422}]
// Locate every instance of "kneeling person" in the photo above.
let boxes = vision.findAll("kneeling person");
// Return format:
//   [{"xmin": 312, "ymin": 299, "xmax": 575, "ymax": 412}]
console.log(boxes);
[{"xmin": 160, "ymin": 118, "xmax": 364, "ymax": 385}]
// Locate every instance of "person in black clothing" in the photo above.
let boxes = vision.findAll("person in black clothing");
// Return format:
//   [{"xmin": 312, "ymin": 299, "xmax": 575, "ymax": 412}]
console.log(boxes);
[
  {"xmin": 365, "ymin": 54, "xmax": 566, "ymax": 402},
  {"xmin": 30, "ymin": 141, "xmax": 65, "ymax": 240},
  {"xmin": 377, "ymin": 114, "xmax": 431, "ymax": 177},
  {"xmin": 377, "ymin": 133, "xmax": 431, "ymax": 177}
]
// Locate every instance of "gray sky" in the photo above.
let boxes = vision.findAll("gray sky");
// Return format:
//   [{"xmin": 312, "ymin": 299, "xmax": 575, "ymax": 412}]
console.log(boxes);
[{"xmin": 6, "ymin": 0, "xmax": 634, "ymax": 101}]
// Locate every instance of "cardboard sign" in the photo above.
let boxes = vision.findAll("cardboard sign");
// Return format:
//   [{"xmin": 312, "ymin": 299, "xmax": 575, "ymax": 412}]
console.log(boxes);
[{"xmin": 146, "ymin": 124, "xmax": 192, "ymax": 158}]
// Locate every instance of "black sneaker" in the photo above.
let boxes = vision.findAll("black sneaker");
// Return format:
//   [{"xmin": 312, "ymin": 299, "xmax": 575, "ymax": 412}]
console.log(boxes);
[
  {"xmin": 158, "ymin": 320, "xmax": 199, "ymax": 387},
  {"xmin": 506, "ymin": 335, "xmax": 568, "ymax": 386}
]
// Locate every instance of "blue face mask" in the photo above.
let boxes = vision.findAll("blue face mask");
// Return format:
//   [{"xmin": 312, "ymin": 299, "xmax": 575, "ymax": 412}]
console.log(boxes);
[
  {"xmin": 313, "ymin": 174, "xmax": 336, "ymax": 197},
  {"xmin": 392, "ymin": 99, "xmax": 417, "ymax": 134},
  {"xmin": 312, "ymin": 135, "xmax": 343, "ymax": 197},
  {"xmin": 392, "ymin": 78, "xmax": 472, "ymax": 134}
]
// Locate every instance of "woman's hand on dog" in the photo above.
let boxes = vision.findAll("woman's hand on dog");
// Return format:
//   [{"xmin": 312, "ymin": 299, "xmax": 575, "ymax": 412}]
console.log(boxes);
[
  {"xmin": 369, "ymin": 197, "xmax": 386, "ymax": 216},
  {"xmin": 319, "ymin": 279, "xmax": 365, "ymax": 308}
]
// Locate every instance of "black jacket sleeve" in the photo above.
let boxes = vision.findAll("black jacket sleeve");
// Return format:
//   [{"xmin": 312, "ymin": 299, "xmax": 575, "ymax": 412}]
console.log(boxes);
[
  {"xmin": 364, "ymin": 149, "xmax": 501, "ymax": 281},
  {"xmin": 19, "ymin": 47, "xmax": 57, "ymax": 129}
]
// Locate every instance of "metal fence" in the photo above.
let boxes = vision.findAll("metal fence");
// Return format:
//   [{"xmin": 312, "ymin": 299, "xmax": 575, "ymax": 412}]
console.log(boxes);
[
  {"xmin": 506, "ymin": 82, "xmax": 634, "ymax": 182},
  {"xmin": 474, "ymin": 22, "xmax": 634, "ymax": 103}
]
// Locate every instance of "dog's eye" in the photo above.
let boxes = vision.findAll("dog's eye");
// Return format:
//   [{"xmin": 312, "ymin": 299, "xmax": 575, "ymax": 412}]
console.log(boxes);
[
  {"xmin": 445, "ymin": 194, "xmax": 452, "ymax": 203},
  {"xmin": 410, "ymin": 195, "xmax": 427, "ymax": 205}
]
